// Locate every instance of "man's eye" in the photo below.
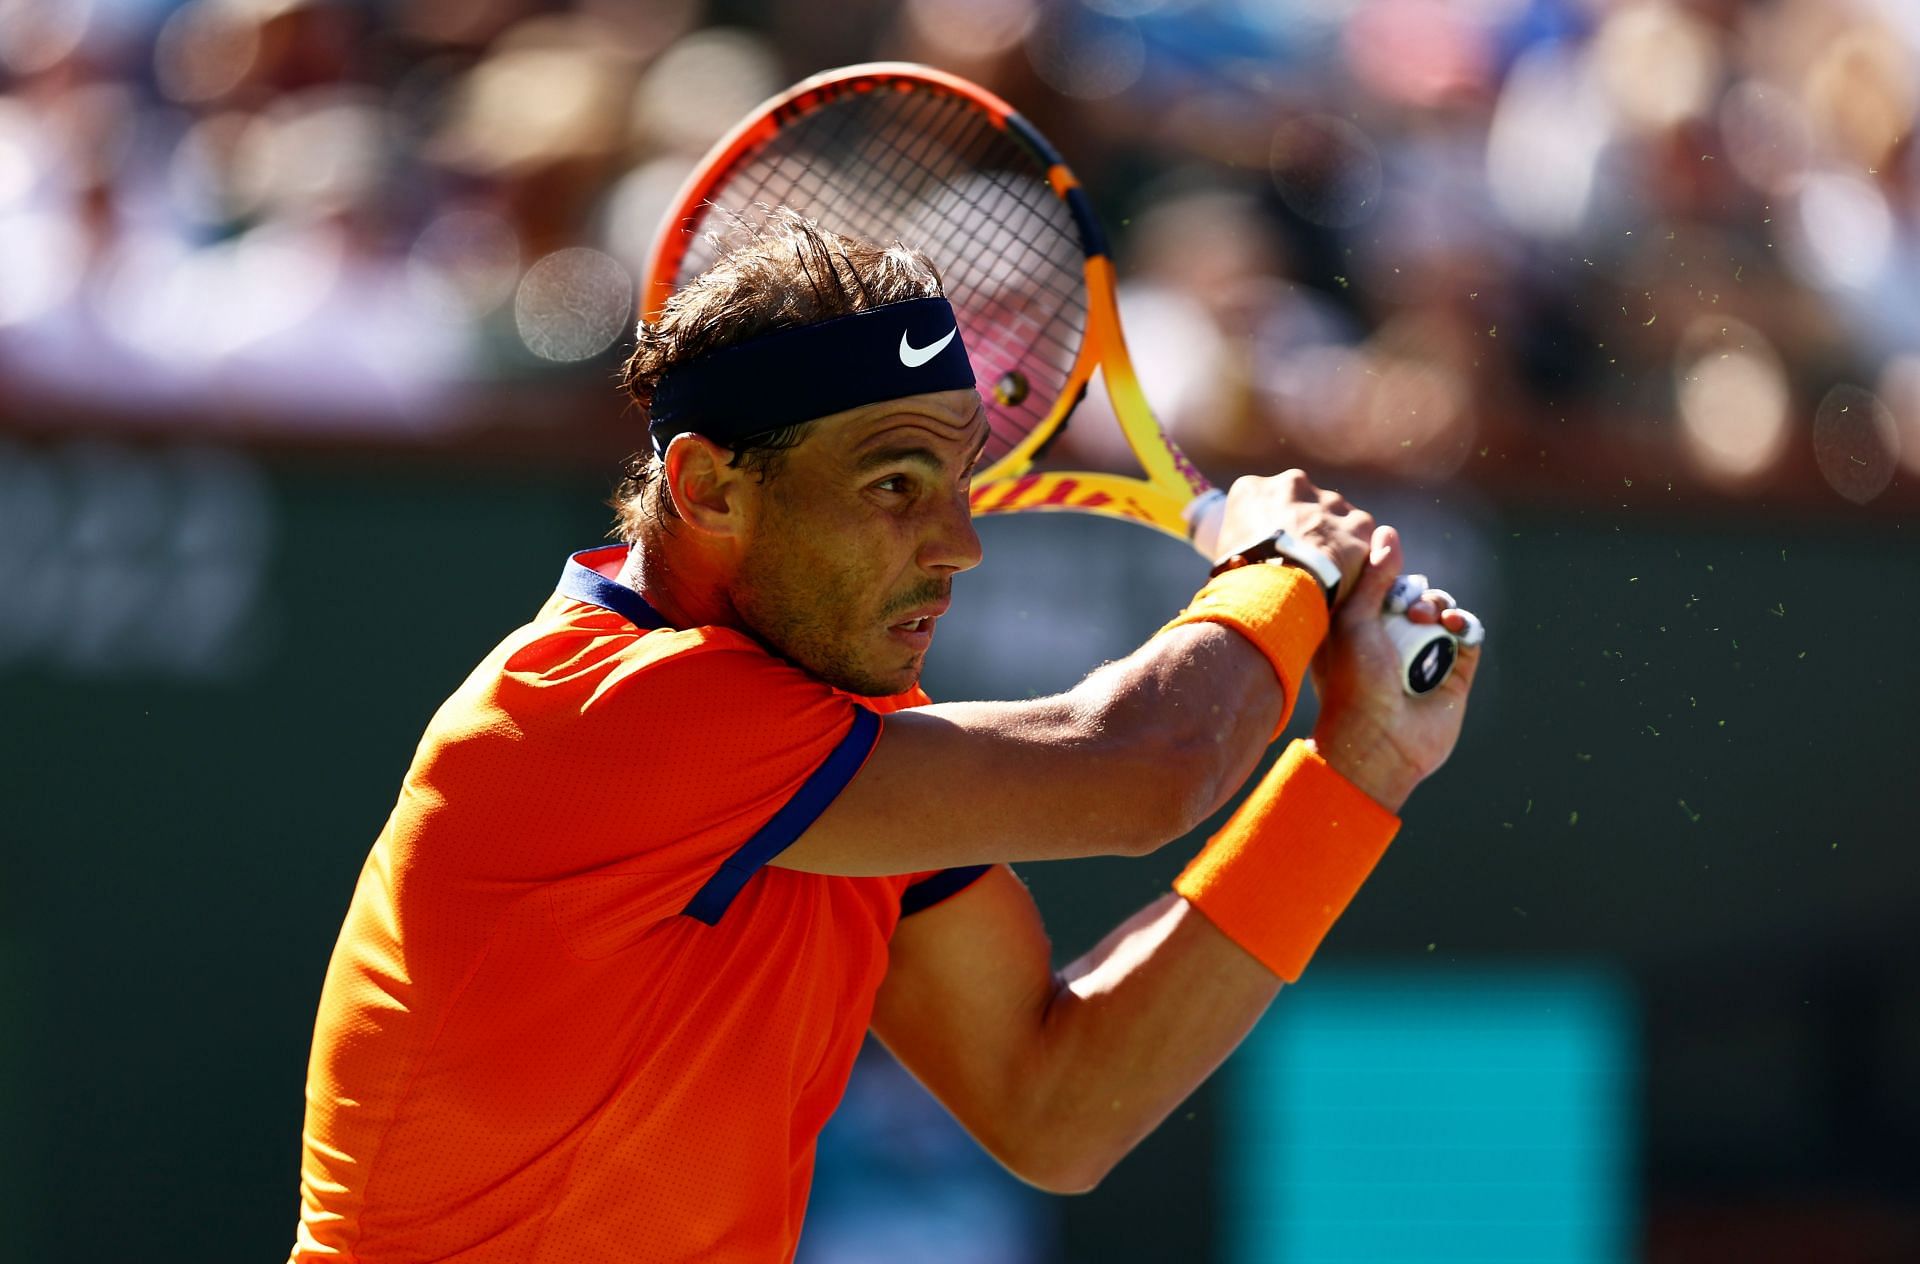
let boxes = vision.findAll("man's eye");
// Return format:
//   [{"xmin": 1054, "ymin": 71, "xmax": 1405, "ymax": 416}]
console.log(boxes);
[{"xmin": 874, "ymin": 474, "xmax": 911, "ymax": 494}]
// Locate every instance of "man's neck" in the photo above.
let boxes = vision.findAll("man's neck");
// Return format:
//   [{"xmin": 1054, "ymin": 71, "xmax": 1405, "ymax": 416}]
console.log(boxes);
[{"xmin": 617, "ymin": 538, "xmax": 740, "ymax": 633}]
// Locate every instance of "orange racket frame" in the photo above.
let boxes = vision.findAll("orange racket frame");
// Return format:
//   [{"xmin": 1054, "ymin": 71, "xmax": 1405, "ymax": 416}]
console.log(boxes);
[{"xmin": 641, "ymin": 62, "xmax": 1221, "ymax": 545}]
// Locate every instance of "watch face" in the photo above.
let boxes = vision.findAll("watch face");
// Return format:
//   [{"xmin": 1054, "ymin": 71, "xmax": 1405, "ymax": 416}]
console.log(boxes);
[{"xmin": 1409, "ymin": 636, "xmax": 1457, "ymax": 694}]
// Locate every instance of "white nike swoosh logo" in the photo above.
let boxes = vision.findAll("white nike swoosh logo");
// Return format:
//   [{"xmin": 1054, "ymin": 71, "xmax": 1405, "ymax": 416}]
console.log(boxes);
[{"xmin": 899, "ymin": 325, "xmax": 957, "ymax": 368}]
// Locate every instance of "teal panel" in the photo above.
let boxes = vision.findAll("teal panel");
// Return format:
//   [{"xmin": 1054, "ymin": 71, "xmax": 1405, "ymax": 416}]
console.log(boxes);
[{"xmin": 1225, "ymin": 968, "xmax": 1636, "ymax": 1264}]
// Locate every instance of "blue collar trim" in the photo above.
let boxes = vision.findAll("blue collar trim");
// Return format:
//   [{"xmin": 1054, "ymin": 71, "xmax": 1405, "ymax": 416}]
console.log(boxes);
[{"xmin": 557, "ymin": 546, "xmax": 669, "ymax": 630}]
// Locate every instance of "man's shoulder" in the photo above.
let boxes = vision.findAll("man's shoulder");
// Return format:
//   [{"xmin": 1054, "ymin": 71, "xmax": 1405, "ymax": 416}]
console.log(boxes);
[
  {"xmin": 491, "ymin": 597, "xmax": 861, "ymax": 735},
  {"xmin": 522, "ymin": 593, "xmax": 932, "ymax": 716},
  {"xmin": 514, "ymin": 594, "xmax": 766, "ymax": 680}
]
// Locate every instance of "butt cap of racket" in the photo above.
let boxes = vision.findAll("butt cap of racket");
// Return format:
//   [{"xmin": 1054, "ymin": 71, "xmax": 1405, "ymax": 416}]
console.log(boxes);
[
  {"xmin": 1386, "ymin": 616, "xmax": 1458, "ymax": 695},
  {"xmin": 1383, "ymin": 575, "xmax": 1461, "ymax": 694}
]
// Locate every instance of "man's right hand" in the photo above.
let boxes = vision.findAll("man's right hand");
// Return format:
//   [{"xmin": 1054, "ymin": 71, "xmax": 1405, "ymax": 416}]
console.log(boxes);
[
  {"xmin": 1308, "ymin": 523, "xmax": 1482, "ymax": 812},
  {"xmin": 1213, "ymin": 470, "xmax": 1379, "ymax": 601}
]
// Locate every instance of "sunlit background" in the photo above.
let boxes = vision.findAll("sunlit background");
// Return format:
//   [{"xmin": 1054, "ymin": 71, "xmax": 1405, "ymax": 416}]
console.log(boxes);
[
  {"xmin": 2, "ymin": 1, "xmax": 1916, "ymax": 1261},
  {"xmin": 5, "ymin": 0, "xmax": 1920, "ymax": 495}
]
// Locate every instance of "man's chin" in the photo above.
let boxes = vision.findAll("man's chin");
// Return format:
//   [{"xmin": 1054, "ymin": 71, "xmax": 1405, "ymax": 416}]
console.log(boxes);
[
  {"xmin": 836, "ymin": 659, "xmax": 921, "ymax": 700},
  {"xmin": 788, "ymin": 645, "xmax": 919, "ymax": 699}
]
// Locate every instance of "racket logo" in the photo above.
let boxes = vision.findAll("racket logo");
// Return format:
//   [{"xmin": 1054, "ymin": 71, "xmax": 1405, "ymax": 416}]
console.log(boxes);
[{"xmin": 899, "ymin": 325, "xmax": 958, "ymax": 368}]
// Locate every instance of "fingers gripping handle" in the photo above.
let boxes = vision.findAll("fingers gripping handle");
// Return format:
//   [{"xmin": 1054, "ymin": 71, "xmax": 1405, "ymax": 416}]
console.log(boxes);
[{"xmin": 1182, "ymin": 490, "xmax": 1459, "ymax": 695}]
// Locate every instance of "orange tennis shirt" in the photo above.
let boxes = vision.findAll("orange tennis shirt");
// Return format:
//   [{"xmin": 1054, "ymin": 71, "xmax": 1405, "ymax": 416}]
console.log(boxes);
[{"xmin": 291, "ymin": 545, "xmax": 988, "ymax": 1264}]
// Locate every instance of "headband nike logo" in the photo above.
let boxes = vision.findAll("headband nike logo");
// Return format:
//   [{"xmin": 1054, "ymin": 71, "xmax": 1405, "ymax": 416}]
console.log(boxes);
[{"xmin": 899, "ymin": 326, "xmax": 958, "ymax": 368}]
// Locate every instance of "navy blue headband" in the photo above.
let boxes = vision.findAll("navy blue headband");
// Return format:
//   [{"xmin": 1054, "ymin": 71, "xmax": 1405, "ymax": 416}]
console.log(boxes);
[{"xmin": 648, "ymin": 296, "xmax": 975, "ymax": 455}]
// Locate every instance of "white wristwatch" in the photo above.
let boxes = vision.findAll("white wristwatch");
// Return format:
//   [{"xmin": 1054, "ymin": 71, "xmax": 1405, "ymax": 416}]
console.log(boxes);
[{"xmin": 1213, "ymin": 529, "xmax": 1343, "ymax": 605}]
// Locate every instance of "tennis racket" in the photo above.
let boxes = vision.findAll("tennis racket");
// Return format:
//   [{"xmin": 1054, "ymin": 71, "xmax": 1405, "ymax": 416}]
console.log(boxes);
[{"xmin": 642, "ymin": 63, "xmax": 1465, "ymax": 693}]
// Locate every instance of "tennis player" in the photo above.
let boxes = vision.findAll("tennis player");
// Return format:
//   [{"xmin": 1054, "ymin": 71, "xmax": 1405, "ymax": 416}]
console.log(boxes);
[{"xmin": 289, "ymin": 213, "xmax": 1480, "ymax": 1262}]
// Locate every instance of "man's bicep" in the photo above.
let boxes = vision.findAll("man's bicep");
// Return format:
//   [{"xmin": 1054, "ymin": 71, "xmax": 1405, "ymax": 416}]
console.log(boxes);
[
  {"xmin": 771, "ymin": 700, "xmax": 1174, "ymax": 877},
  {"xmin": 869, "ymin": 864, "xmax": 1057, "ymax": 1162}
]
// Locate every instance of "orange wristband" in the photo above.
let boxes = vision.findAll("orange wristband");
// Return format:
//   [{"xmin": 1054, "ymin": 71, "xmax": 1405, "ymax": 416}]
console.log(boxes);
[
  {"xmin": 1159, "ymin": 562, "xmax": 1329, "ymax": 737},
  {"xmin": 1174, "ymin": 739, "xmax": 1400, "ymax": 982}
]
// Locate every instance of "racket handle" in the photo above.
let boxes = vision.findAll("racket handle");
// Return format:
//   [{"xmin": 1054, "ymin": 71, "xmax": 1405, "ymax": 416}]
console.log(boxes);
[
  {"xmin": 1182, "ymin": 491, "xmax": 1460, "ymax": 695},
  {"xmin": 1182, "ymin": 488, "xmax": 1228, "ymax": 559},
  {"xmin": 1383, "ymin": 596, "xmax": 1459, "ymax": 694}
]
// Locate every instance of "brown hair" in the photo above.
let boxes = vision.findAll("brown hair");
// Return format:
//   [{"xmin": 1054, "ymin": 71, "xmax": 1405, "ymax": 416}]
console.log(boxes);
[{"xmin": 610, "ymin": 209, "xmax": 946, "ymax": 543}]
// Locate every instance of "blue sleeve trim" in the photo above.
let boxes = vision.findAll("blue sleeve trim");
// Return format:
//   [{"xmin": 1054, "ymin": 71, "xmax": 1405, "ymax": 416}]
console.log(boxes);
[
  {"xmin": 557, "ymin": 546, "xmax": 669, "ymax": 630},
  {"xmin": 900, "ymin": 865, "xmax": 992, "ymax": 917},
  {"xmin": 680, "ymin": 706, "xmax": 883, "ymax": 926}
]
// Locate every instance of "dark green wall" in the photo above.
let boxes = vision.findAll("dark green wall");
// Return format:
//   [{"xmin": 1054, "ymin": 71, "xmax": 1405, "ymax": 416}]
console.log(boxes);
[{"xmin": 3, "ymin": 444, "xmax": 1915, "ymax": 1261}]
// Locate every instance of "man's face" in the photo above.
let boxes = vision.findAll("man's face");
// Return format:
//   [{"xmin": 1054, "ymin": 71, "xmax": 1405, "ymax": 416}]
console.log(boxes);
[{"xmin": 731, "ymin": 388, "xmax": 989, "ymax": 697}]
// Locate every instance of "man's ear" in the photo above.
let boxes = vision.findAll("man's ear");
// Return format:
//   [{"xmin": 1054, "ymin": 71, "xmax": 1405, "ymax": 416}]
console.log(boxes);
[{"xmin": 662, "ymin": 434, "xmax": 747, "ymax": 536}]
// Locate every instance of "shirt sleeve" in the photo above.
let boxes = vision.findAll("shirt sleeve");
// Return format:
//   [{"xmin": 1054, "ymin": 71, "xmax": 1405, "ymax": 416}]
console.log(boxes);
[
  {"xmin": 843, "ymin": 681, "xmax": 988, "ymax": 918},
  {"xmin": 898, "ymin": 865, "xmax": 992, "ymax": 916}
]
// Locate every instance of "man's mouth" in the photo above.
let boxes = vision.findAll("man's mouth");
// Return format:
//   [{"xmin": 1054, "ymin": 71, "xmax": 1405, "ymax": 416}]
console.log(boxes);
[
  {"xmin": 890, "ymin": 596, "xmax": 949, "ymax": 624},
  {"xmin": 887, "ymin": 597, "xmax": 950, "ymax": 648}
]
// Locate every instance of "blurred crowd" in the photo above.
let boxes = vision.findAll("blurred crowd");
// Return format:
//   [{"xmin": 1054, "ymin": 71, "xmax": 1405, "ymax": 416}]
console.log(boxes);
[{"xmin": 0, "ymin": 0, "xmax": 1916, "ymax": 502}]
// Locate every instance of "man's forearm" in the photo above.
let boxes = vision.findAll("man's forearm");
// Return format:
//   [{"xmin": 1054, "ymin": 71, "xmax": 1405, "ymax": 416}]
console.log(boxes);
[
  {"xmin": 871, "ymin": 743, "xmax": 1405, "ymax": 1194},
  {"xmin": 995, "ymin": 737, "xmax": 1403, "ymax": 1190},
  {"xmin": 1012, "ymin": 892, "xmax": 1283, "ymax": 1193},
  {"xmin": 1055, "ymin": 622, "xmax": 1284, "ymax": 835}
]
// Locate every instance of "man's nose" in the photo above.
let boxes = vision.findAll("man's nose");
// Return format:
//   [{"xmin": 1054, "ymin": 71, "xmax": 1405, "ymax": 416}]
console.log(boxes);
[{"xmin": 921, "ymin": 492, "xmax": 984, "ymax": 575}]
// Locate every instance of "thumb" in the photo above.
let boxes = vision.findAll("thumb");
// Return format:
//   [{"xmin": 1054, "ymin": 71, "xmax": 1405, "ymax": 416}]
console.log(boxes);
[{"xmin": 1339, "ymin": 524, "xmax": 1402, "ymax": 629}]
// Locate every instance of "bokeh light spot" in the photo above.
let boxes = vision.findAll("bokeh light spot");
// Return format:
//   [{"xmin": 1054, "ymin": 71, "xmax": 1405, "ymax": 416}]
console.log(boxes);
[
  {"xmin": 1876, "ymin": 354, "xmax": 1920, "ymax": 478},
  {"xmin": 602, "ymin": 156, "xmax": 695, "ymax": 282},
  {"xmin": 0, "ymin": 97, "xmax": 37, "ymax": 209},
  {"xmin": 1343, "ymin": 0, "xmax": 1491, "ymax": 109},
  {"xmin": 408, "ymin": 208, "xmax": 521, "ymax": 322},
  {"xmin": 0, "ymin": 0, "xmax": 92, "ymax": 76},
  {"xmin": 1802, "ymin": 24, "xmax": 1917, "ymax": 171},
  {"xmin": 1718, "ymin": 80, "xmax": 1814, "ymax": 195},
  {"xmin": 1788, "ymin": 173, "xmax": 1892, "ymax": 293},
  {"xmin": 515, "ymin": 248, "xmax": 632, "ymax": 363},
  {"xmin": 1811, "ymin": 384, "xmax": 1899, "ymax": 505},
  {"xmin": 1674, "ymin": 318, "xmax": 1790, "ymax": 486},
  {"xmin": 631, "ymin": 29, "xmax": 780, "ymax": 156},
  {"xmin": 1269, "ymin": 114, "xmax": 1383, "ymax": 228},
  {"xmin": 1593, "ymin": 1, "xmax": 1720, "ymax": 132},
  {"xmin": 153, "ymin": 0, "xmax": 261, "ymax": 105},
  {"xmin": 0, "ymin": 210, "xmax": 83, "ymax": 327},
  {"xmin": 1485, "ymin": 44, "xmax": 1608, "ymax": 238},
  {"xmin": 1027, "ymin": 15, "xmax": 1145, "ymax": 101},
  {"xmin": 904, "ymin": 0, "xmax": 1036, "ymax": 58}
]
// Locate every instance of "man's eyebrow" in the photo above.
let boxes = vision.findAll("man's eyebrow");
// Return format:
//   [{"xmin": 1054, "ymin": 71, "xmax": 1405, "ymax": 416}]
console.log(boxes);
[
  {"xmin": 853, "ymin": 406, "xmax": 991, "ymax": 475},
  {"xmin": 962, "ymin": 420, "xmax": 991, "ymax": 469},
  {"xmin": 853, "ymin": 444, "xmax": 946, "ymax": 473}
]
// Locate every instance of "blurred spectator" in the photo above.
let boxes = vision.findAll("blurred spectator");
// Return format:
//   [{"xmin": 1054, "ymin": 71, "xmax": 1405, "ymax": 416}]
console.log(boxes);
[{"xmin": 0, "ymin": 0, "xmax": 1912, "ymax": 502}]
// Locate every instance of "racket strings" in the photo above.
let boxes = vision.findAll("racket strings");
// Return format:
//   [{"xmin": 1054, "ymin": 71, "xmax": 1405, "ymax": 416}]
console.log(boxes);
[
  {"xmin": 824, "ymin": 105, "xmax": 1087, "ymax": 404},
  {"xmin": 674, "ymin": 84, "xmax": 1090, "ymax": 465},
  {"xmin": 696, "ymin": 90, "xmax": 1088, "ymax": 346},
  {"xmin": 686, "ymin": 94, "xmax": 1087, "ymax": 342},
  {"xmin": 832, "ymin": 94, "xmax": 1087, "ymax": 353}
]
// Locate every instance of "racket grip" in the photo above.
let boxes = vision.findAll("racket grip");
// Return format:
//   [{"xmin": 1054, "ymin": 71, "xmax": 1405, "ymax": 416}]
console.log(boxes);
[
  {"xmin": 1183, "ymin": 491, "xmax": 1459, "ymax": 694},
  {"xmin": 1182, "ymin": 488, "xmax": 1228, "ymax": 559}
]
